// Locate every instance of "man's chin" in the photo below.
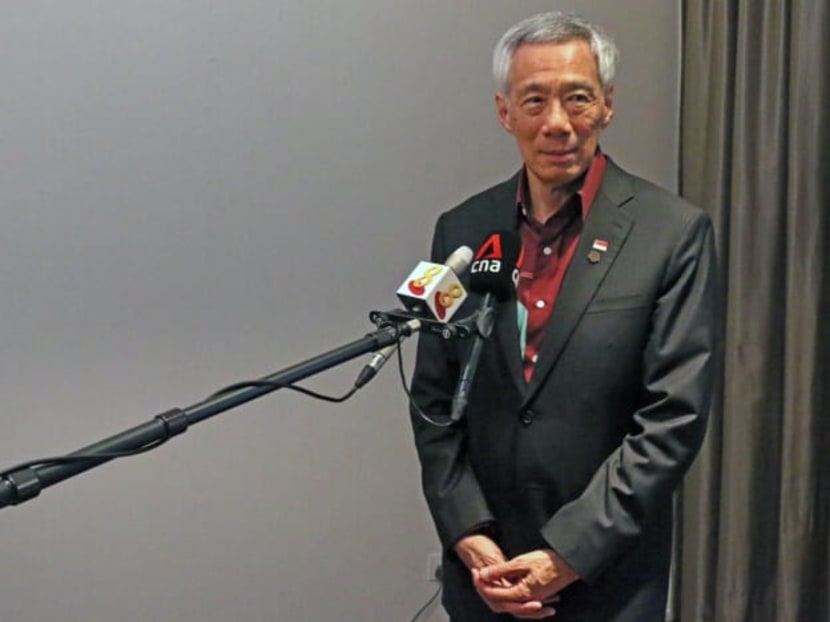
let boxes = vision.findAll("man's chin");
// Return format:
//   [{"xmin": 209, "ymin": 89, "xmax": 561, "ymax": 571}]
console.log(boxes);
[{"xmin": 530, "ymin": 166, "xmax": 584, "ymax": 190}]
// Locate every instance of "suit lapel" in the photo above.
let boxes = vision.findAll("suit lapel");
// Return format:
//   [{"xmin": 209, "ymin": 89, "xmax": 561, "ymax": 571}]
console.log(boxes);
[{"xmin": 522, "ymin": 161, "xmax": 635, "ymax": 408}]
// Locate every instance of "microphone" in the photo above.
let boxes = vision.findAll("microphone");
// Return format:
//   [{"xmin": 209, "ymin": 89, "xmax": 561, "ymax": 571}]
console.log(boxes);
[
  {"xmin": 444, "ymin": 244, "xmax": 476, "ymax": 276},
  {"xmin": 356, "ymin": 246, "xmax": 474, "ymax": 389},
  {"xmin": 396, "ymin": 245, "xmax": 474, "ymax": 322},
  {"xmin": 450, "ymin": 231, "xmax": 521, "ymax": 422}
]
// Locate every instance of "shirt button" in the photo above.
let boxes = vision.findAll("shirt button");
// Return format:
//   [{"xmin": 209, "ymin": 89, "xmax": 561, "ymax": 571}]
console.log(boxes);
[
  {"xmin": 542, "ymin": 246, "xmax": 552, "ymax": 256},
  {"xmin": 535, "ymin": 300, "xmax": 546, "ymax": 309},
  {"xmin": 531, "ymin": 353, "xmax": 539, "ymax": 363}
]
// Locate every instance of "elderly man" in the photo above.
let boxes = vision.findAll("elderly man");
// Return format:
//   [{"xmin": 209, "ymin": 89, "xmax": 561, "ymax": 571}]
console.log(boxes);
[{"xmin": 409, "ymin": 11, "xmax": 719, "ymax": 622}]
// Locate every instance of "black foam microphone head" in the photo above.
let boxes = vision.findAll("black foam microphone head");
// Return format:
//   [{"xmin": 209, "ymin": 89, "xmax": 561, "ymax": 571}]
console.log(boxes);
[{"xmin": 469, "ymin": 230, "xmax": 522, "ymax": 302}]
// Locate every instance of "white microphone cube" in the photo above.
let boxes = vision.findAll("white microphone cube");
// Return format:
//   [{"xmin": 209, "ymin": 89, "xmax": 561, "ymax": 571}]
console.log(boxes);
[{"xmin": 396, "ymin": 261, "xmax": 468, "ymax": 322}]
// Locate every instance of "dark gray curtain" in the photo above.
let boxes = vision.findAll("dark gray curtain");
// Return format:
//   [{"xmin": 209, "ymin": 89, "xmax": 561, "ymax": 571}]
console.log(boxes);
[{"xmin": 678, "ymin": 1, "xmax": 830, "ymax": 620}]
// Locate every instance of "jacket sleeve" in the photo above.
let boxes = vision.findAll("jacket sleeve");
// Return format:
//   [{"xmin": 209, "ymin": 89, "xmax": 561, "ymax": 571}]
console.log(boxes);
[
  {"xmin": 541, "ymin": 211, "xmax": 721, "ymax": 582},
  {"xmin": 408, "ymin": 213, "xmax": 495, "ymax": 550}
]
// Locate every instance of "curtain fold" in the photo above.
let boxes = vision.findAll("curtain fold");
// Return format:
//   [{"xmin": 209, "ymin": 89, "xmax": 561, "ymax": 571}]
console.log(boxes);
[{"xmin": 679, "ymin": 1, "xmax": 829, "ymax": 620}]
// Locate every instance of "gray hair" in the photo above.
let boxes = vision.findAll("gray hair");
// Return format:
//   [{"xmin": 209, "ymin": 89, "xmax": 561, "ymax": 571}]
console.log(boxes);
[{"xmin": 493, "ymin": 12, "xmax": 620, "ymax": 94}]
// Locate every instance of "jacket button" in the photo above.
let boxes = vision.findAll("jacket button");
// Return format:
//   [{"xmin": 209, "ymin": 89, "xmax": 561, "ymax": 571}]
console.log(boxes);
[{"xmin": 520, "ymin": 410, "xmax": 534, "ymax": 426}]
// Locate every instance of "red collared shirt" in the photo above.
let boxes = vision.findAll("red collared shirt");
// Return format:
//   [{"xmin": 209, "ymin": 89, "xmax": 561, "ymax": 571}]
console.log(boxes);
[{"xmin": 516, "ymin": 153, "xmax": 607, "ymax": 382}]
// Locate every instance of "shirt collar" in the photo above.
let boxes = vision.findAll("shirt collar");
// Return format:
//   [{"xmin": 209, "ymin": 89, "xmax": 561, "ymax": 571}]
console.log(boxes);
[{"xmin": 515, "ymin": 150, "xmax": 607, "ymax": 224}]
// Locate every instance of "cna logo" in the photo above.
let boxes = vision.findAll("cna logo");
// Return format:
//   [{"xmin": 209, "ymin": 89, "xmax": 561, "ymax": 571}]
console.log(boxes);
[
  {"xmin": 471, "ymin": 233, "xmax": 523, "ymax": 278},
  {"xmin": 433, "ymin": 283, "xmax": 463, "ymax": 319},
  {"xmin": 473, "ymin": 233, "xmax": 503, "ymax": 260},
  {"xmin": 471, "ymin": 233, "xmax": 504, "ymax": 274},
  {"xmin": 407, "ymin": 265, "xmax": 442, "ymax": 295}
]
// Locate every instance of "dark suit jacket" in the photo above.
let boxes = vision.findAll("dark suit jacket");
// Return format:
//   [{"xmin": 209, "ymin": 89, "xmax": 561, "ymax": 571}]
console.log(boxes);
[{"xmin": 409, "ymin": 158, "xmax": 719, "ymax": 622}]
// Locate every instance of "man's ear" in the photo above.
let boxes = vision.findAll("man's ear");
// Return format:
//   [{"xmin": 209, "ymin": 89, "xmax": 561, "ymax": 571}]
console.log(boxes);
[
  {"xmin": 601, "ymin": 85, "xmax": 615, "ymax": 127},
  {"xmin": 495, "ymin": 92, "xmax": 514, "ymax": 133}
]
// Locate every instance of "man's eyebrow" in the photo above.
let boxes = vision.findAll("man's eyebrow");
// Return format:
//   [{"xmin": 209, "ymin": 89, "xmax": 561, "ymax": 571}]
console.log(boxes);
[{"xmin": 515, "ymin": 79, "xmax": 598, "ymax": 97}]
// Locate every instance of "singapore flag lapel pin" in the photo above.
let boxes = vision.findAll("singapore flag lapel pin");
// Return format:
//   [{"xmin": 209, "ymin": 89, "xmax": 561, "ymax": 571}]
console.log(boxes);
[{"xmin": 588, "ymin": 238, "xmax": 608, "ymax": 264}]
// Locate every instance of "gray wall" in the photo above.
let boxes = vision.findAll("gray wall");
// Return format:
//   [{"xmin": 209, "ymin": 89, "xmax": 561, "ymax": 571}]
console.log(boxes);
[{"xmin": 0, "ymin": 2, "xmax": 679, "ymax": 620}]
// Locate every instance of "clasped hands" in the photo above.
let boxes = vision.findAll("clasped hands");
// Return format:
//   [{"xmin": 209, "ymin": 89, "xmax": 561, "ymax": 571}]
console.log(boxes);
[{"xmin": 454, "ymin": 534, "xmax": 578, "ymax": 619}]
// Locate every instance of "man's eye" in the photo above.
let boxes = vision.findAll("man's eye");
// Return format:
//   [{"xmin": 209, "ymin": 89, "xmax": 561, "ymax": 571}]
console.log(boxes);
[
  {"xmin": 567, "ymin": 93, "xmax": 591, "ymax": 103},
  {"xmin": 521, "ymin": 97, "xmax": 547, "ymax": 113}
]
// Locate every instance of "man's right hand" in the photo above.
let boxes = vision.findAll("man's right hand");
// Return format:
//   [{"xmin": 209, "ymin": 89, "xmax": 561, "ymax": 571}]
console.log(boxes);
[{"xmin": 454, "ymin": 534, "xmax": 557, "ymax": 618}]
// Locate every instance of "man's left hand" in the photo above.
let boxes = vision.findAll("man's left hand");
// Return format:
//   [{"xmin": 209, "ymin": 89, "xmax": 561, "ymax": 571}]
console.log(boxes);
[{"xmin": 476, "ymin": 549, "xmax": 579, "ymax": 617}]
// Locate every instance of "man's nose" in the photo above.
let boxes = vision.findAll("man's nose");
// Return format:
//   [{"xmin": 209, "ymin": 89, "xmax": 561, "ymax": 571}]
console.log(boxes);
[{"xmin": 542, "ymin": 100, "xmax": 572, "ymax": 135}]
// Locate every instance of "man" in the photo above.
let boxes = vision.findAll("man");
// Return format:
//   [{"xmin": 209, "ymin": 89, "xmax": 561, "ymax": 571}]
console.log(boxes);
[{"xmin": 409, "ymin": 11, "xmax": 719, "ymax": 622}]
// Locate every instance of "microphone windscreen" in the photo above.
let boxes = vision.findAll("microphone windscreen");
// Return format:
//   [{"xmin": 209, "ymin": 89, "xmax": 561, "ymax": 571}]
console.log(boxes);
[
  {"xmin": 444, "ymin": 245, "xmax": 474, "ymax": 276},
  {"xmin": 469, "ymin": 231, "xmax": 522, "ymax": 301}
]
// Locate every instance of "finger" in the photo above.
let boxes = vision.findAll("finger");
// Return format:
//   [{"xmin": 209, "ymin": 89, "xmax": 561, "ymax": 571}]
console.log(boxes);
[
  {"xmin": 478, "ymin": 595, "xmax": 536, "ymax": 615},
  {"xmin": 514, "ymin": 608, "xmax": 557, "ymax": 619},
  {"xmin": 477, "ymin": 582, "xmax": 533, "ymax": 603},
  {"xmin": 478, "ymin": 561, "xmax": 523, "ymax": 583},
  {"xmin": 474, "ymin": 580, "xmax": 539, "ymax": 614},
  {"xmin": 496, "ymin": 601, "xmax": 556, "ymax": 618},
  {"xmin": 473, "ymin": 572, "xmax": 514, "ymax": 589}
]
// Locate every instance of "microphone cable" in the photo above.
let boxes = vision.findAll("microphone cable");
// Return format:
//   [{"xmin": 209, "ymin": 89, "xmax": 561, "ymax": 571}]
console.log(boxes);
[
  {"xmin": 0, "ymin": 334, "xmax": 409, "ymax": 478},
  {"xmin": 394, "ymin": 338, "xmax": 456, "ymax": 429},
  {"xmin": 408, "ymin": 583, "xmax": 442, "ymax": 622}
]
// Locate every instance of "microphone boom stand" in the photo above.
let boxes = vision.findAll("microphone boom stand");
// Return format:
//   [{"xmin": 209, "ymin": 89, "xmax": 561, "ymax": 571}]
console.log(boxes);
[{"xmin": 0, "ymin": 319, "xmax": 421, "ymax": 511}]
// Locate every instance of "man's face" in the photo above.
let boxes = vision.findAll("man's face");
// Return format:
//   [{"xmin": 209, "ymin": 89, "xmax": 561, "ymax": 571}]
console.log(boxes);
[{"xmin": 496, "ymin": 40, "xmax": 614, "ymax": 192}]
